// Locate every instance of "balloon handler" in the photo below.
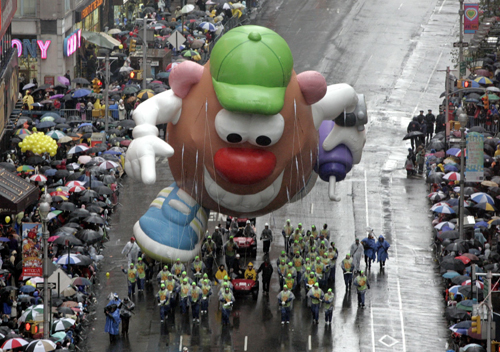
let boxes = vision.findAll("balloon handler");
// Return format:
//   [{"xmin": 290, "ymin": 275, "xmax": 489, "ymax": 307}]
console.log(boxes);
[{"xmin": 125, "ymin": 25, "xmax": 368, "ymax": 263}]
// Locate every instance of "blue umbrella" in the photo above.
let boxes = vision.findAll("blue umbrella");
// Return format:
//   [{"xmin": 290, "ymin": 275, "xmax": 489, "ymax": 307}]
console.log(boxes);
[
  {"xmin": 103, "ymin": 150, "xmax": 121, "ymax": 155},
  {"xmin": 37, "ymin": 121, "xmax": 57, "ymax": 129},
  {"xmin": 45, "ymin": 169, "xmax": 57, "ymax": 176},
  {"xmin": 465, "ymin": 98, "xmax": 480, "ymax": 103},
  {"xmin": 474, "ymin": 221, "xmax": 489, "ymax": 228},
  {"xmin": 79, "ymin": 122, "xmax": 92, "ymax": 128},
  {"xmin": 470, "ymin": 192, "xmax": 495, "ymax": 205},
  {"xmin": 453, "ymin": 321, "xmax": 472, "ymax": 329},
  {"xmin": 442, "ymin": 271, "xmax": 460, "ymax": 279},
  {"xmin": 469, "ymin": 248, "xmax": 481, "ymax": 255},
  {"xmin": 444, "ymin": 164, "xmax": 459, "ymax": 172},
  {"xmin": 72, "ymin": 88, "xmax": 91, "ymax": 98},
  {"xmin": 446, "ymin": 148, "xmax": 461, "ymax": 156},
  {"xmin": 19, "ymin": 285, "xmax": 36, "ymax": 293},
  {"xmin": 0, "ymin": 237, "xmax": 10, "ymax": 242}
]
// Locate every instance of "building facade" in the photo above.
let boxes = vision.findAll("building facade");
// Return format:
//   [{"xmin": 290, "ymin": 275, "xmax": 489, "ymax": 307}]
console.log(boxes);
[
  {"xmin": 0, "ymin": 0, "xmax": 19, "ymax": 152},
  {"xmin": 11, "ymin": 0, "xmax": 113, "ymax": 84}
]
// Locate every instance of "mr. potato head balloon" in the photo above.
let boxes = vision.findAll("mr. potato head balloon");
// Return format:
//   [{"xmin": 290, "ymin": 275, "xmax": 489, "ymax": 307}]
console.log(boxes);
[{"xmin": 125, "ymin": 25, "xmax": 368, "ymax": 263}]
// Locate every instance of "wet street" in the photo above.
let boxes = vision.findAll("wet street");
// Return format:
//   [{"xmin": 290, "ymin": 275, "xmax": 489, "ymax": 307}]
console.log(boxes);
[{"xmin": 86, "ymin": 0, "xmax": 459, "ymax": 349}]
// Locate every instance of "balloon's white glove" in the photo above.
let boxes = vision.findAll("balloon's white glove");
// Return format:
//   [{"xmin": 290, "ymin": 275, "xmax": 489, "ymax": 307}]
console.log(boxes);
[{"xmin": 125, "ymin": 124, "xmax": 174, "ymax": 184}]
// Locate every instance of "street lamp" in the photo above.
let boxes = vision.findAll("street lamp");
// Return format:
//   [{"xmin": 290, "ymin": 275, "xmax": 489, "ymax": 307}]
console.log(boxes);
[
  {"xmin": 38, "ymin": 193, "xmax": 52, "ymax": 339},
  {"xmin": 458, "ymin": 109, "xmax": 468, "ymax": 240}
]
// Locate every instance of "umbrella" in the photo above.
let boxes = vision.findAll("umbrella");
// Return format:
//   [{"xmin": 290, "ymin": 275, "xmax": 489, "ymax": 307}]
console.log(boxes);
[
  {"xmin": 474, "ymin": 203, "xmax": 497, "ymax": 211},
  {"xmin": 19, "ymin": 304, "xmax": 44, "ymax": 322},
  {"xmin": 61, "ymin": 286, "xmax": 77, "ymax": 297},
  {"xmin": 137, "ymin": 90, "xmax": 154, "ymax": 101},
  {"xmin": 69, "ymin": 145, "xmax": 89, "ymax": 154},
  {"xmin": 71, "ymin": 277, "xmax": 92, "ymax": 286},
  {"xmin": 23, "ymin": 83, "xmax": 36, "ymax": 90},
  {"xmin": 81, "ymin": 31, "xmax": 120, "ymax": 50},
  {"xmin": 99, "ymin": 161, "xmax": 119, "ymax": 170},
  {"xmin": 61, "ymin": 301, "xmax": 79, "ymax": 308},
  {"xmin": 427, "ymin": 172, "xmax": 444, "ymax": 184},
  {"xmin": 474, "ymin": 221, "xmax": 489, "ymax": 228},
  {"xmin": 71, "ymin": 88, "xmax": 91, "ymax": 98},
  {"xmin": 181, "ymin": 4, "xmax": 195, "ymax": 13},
  {"xmin": 50, "ymin": 332, "xmax": 66, "ymax": 343},
  {"xmin": 474, "ymin": 76, "xmax": 493, "ymax": 85},
  {"xmin": 442, "ymin": 271, "xmax": 460, "ymax": 279},
  {"xmin": 72, "ymin": 77, "xmax": 90, "ymax": 85},
  {"xmin": 1, "ymin": 338, "xmax": 29, "ymax": 349},
  {"xmin": 46, "ymin": 130, "xmax": 66, "ymax": 140},
  {"xmin": 53, "ymin": 235, "xmax": 83, "ymax": 246},
  {"xmin": 84, "ymin": 213, "xmax": 105, "ymax": 225},
  {"xmin": 123, "ymin": 86, "xmax": 139, "ymax": 95},
  {"xmin": 17, "ymin": 165, "xmax": 35, "ymax": 172},
  {"xmin": 19, "ymin": 285, "xmax": 36, "ymax": 293},
  {"xmin": 481, "ymin": 180, "xmax": 498, "ymax": 187},
  {"xmin": 25, "ymin": 339, "xmax": 57, "ymax": 352},
  {"xmin": 441, "ymin": 258, "xmax": 466, "ymax": 273},
  {"xmin": 456, "ymin": 300, "xmax": 475, "ymax": 312},
  {"xmin": 443, "ymin": 172, "xmax": 460, "ymax": 181},
  {"xmin": 446, "ymin": 242, "xmax": 467, "ymax": 253},
  {"xmin": 156, "ymin": 72, "xmax": 170, "ymax": 79},
  {"xmin": 438, "ymin": 230, "xmax": 460, "ymax": 240},
  {"xmin": 57, "ymin": 76, "xmax": 69, "ymax": 86},
  {"xmin": 51, "ymin": 317, "xmax": 76, "ymax": 332},
  {"xmin": 403, "ymin": 131, "xmax": 424, "ymax": 140},
  {"xmin": 451, "ymin": 275, "xmax": 471, "ymax": 285},
  {"xmin": 56, "ymin": 254, "xmax": 82, "ymax": 265},
  {"xmin": 30, "ymin": 174, "xmax": 47, "ymax": 182},
  {"xmin": 455, "ymin": 256, "xmax": 471, "ymax": 265},
  {"xmin": 463, "ymin": 344, "xmax": 485, "ymax": 352},
  {"xmin": 432, "ymin": 204, "xmax": 455, "ymax": 214},
  {"xmin": 57, "ymin": 306, "xmax": 74, "ymax": 315},
  {"xmin": 57, "ymin": 202, "xmax": 76, "ymax": 212},
  {"xmin": 37, "ymin": 121, "xmax": 56, "ymax": 129},
  {"xmin": 471, "ymin": 192, "xmax": 495, "ymax": 205},
  {"xmin": 445, "ymin": 306, "xmax": 469, "ymax": 321},
  {"xmin": 199, "ymin": 22, "xmax": 216, "ymax": 31},
  {"xmin": 75, "ymin": 229, "xmax": 102, "ymax": 244},
  {"xmin": 69, "ymin": 186, "xmax": 85, "ymax": 193}
]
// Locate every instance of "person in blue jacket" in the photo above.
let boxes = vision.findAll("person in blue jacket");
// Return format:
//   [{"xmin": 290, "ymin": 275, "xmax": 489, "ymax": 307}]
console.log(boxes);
[
  {"xmin": 376, "ymin": 235, "xmax": 390, "ymax": 269},
  {"xmin": 104, "ymin": 304, "xmax": 121, "ymax": 342},
  {"xmin": 361, "ymin": 229, "xmax": 377, "ymax": 270}
]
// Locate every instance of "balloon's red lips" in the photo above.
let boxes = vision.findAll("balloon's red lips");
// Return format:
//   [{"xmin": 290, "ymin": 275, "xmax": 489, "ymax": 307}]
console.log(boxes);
[{"xmin": 214, "ymin": 148, "xmax": 276, "ymax": 185}]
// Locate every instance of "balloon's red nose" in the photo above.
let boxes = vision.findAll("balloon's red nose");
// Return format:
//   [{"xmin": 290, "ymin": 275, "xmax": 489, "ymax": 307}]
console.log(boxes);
[{"xmin": 214, "ymin": 148, "xmax": 276, "ymax": 185}]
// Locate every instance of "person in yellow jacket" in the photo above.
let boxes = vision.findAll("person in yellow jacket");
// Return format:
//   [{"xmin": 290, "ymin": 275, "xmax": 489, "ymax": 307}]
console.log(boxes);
[
  {"xmin": 215, "ymin": 264, "xmax": 228, "ymax": 285},
  {"xmin": 23, "ymin": 91, "xmax": 34, "ymax": 110},
  {"xmin": 244, "ymin": 262, "xmax": 257, "ymax": 281}
]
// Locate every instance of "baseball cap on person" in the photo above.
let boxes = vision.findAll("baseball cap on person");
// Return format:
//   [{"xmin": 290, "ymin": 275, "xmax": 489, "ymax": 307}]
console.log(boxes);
[{"xmin": 210, "ymin": 25, "xmax": 293, "ymax": 115}]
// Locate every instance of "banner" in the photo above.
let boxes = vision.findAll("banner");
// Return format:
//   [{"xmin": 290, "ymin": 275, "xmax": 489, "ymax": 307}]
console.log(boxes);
[
  {"xmin": 466, "ymin": 132, "xmax": 484, "ymax": 182},
  {"xmin": 22, "ymin": 223, "xmax": 43, "ymax": 278},
  {"xmin": 464, "ymin": 4, "xmax": 479, "ymax": 34}
]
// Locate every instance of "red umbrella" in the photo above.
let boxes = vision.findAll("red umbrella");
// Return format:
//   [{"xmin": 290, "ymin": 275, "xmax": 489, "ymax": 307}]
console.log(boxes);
[
  {"xmin": 30, "ymin": 174, "xmax": 47, "ymax": 182},
  {"xmin": 1, "ymin": 338, "xmax": 29, "ymax": 349},
  {"xmin": 462, "ymin": 280, "xmax": 484, "ymax": 289},
  {"xmin": 455, "ymin": 256, "xmax": 471, "ymax": 265},
  {"xmin": 120, "ymin": 140, "xmax": 131, "ymax": 147},
  {"xmin": 461, "ymin": 253, "xmax": 479, "ymax": 261},
  {"xmin": 65, "ymin": 181, "xmax": 85, "ymax": 188},
  {"xmin": 69, "ymin": 186, "xmax": 85, "ymax": 193}
]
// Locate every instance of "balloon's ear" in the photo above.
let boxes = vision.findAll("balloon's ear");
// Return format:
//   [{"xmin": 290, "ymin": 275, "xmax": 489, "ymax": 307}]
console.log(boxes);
[
  {"xmin": 297, "ymin": 71, "xmax": 327, "ymax": 105},
  {"xmin": 170, "ymin": 61, "xmax": 204, "ymax": 98}
]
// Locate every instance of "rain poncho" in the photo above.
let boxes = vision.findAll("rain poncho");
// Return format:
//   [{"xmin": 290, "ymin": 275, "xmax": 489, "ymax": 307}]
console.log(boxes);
[
  {"xmin": 361, "ymin": 237, "xmax": 376, "ymax": 261},
  {"xmin": 376, "ymin": 236, "xmax": 390, "ymax": 262},
  {"xmin": 104, "ymin": 306, "xmax": 121, "ymax": 335},
  {"xmin": 350, "ymin": 242, "xmax": 363, "ymax": 270},
  {"xmin": 474, "ymin": 228, "xmax": 486, "ymax": 247},
  {"xmin": 121, "ymin": 240, "xmax": 140, "ymax": 264}
]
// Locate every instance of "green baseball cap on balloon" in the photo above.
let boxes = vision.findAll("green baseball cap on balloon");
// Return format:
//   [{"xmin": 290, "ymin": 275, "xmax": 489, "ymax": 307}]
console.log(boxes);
[{"xmin": 210, "ymin": 25, "xmax": 294, "ymax": 115}]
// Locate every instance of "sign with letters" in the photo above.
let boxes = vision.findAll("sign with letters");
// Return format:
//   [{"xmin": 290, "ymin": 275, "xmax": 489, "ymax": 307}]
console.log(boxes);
[{"xmin": 466, "ymin": 132, "xmax": 484, "ymax": 182}]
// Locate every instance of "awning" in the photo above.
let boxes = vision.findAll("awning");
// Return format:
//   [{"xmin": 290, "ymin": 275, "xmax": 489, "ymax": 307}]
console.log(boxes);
[{"xmin": 0, "ymin": 167, "xmax": 39, "ymax": 214}]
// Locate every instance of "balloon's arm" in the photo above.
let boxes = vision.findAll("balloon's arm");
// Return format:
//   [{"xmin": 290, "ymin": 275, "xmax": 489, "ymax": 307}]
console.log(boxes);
[{"xmin": 125, "ymin": 90, "xmax": 182, "ymax": 184}]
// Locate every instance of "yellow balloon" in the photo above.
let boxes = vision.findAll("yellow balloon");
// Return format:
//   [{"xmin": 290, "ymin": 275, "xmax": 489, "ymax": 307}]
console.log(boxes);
[
  {"xmin": 119, "ymin": 44, "xmax": 123, "ymax": 50},
  {"xmin": 5, "ymin": 216, "xmax": 10, "ymax": 224}
]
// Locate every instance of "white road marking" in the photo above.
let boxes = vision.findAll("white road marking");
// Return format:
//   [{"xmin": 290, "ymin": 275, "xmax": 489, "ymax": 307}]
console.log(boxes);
[
  {"xmin": 310, "ymin": 203, "xmax": 314, "ymax": 214},
  {"xmin": 412, "ymin": 51, "xmax": 443, "ymax": 116},
  {"xmin": 379, "ymin": 335, "xmax": 399, "ymax": 347},
  {"xmin": 398, "ymin": 3, "xmax": 403, "ymax": 10},
  {"xmin": 155, "ymin": 156, "xmax": 160, "ymax": 162},
  {"xmin": 397, "ymin": 278, "xmax": 407, "ymax": 352},
  {"xmin": 244, "ymin": 336, "xmax": 248, "ymax": 351},
  {"xmin": 339, "ymin": 27, "xmax": 344, "ymax": 36},
  {"xmin": 179, "ymin": 336, "xmax": 183, "ymax": 351},
  {"xmin": 297, "ymin": 28, "xmax": 301, "ymax": 34},
  {"xmin": 438, "ymin": 0, "xmax": 446, "ymax": 13},
  {"xmin": 364, "ymin": 170, "xmax": 369, "ymax": 227},
  {"xmin": 308, "ymin": 335, "xmax": 311, "ymax": 350},
  {"xmin": 370, "ymin": 306, "xmax": 376, "ymax": 352}
]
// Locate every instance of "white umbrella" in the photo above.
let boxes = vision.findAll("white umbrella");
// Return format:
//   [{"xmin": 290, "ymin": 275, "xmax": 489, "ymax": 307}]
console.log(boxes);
[
  {"xmin": 119, "ymin": 66, "xmax": 133, "ymax": 72},
  {"xmin": 232, "ymin": 2, "xmax": 246, "ymax": 8},
  {"xmin": 99, "ymin": 161, "xmax": 120, "ymax": 170},
  {"xmin": 486, "ymin": 86, "xmax": 500, "ymax": 92},
  {"xmin": 222, "ymin": 3, "xmax": 232, "ymax": 9},
  {"xmin": 25, "ymin": 339, "xmax": 57, "ymax": 352},
  {"xmin": 22, "ymin": 83, "xmax": 36, "ymax": 90},
  {"xmin": 107, "ymin": 28, "xmax": 121, "ymax": 34},
  {"xmin": 181, "ymin": 4, "xmax": 195, "ymax": 13}
]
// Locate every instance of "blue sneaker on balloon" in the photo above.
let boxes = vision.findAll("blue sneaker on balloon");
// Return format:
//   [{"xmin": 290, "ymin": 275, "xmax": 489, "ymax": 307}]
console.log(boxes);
[{"xmin": 134, "ymin": 183, "xmax": 209, "ymax": 263}]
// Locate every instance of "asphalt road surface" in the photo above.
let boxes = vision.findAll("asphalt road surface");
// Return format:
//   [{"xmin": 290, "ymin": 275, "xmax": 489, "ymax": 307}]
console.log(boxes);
[{"xmin": 85, "ymin": 0, "xmax": 458, "ymax": 349}]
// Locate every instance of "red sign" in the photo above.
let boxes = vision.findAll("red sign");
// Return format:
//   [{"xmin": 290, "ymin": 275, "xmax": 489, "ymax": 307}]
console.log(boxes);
[
  {"xmin": 44, "ymin": 76, "xmax": 54, "ymax": 86},
  {"xmin": 464, "ymin": 4, "xmax": 479, "ymax": 34},
  {"xmin": 22, "ymin": 223, "xmax": 43, "ymax": 278}
]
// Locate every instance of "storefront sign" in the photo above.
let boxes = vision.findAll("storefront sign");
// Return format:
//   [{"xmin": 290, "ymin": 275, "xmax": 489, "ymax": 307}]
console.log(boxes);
[
  {"xmin": 64, "ymin": 29, "xmax": 82, "ymax": 57},
  {"xmin": 466, "ymin": 132, "xmax": 484, "ymax": 182},
  {"xmin": 81, "ymin": 0, "xmax": 103, "ymax": 20},
  {"xmin": 464, "ymin": 4, "xmax": 479, "ymax": 34},
  {"xmin": 11, "ymin": 39, "xmax": 51, "ymax": 59},
  {"xmin": 44, "ymin": 76, "xmax": 54, "ymax": 85},
  {"xmin": 22, "ymin": 223, "xmax": 43, "ymax": 278}
]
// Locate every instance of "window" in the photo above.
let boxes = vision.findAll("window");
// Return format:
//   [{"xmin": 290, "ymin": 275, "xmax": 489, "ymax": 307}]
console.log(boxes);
[
  {"xmin": 15, "ymin": 0, "xmax": 37, "ymax": 17},
  {"xmin": 65, "ymin": 0, "xmax": 71, "ymax": 12}
]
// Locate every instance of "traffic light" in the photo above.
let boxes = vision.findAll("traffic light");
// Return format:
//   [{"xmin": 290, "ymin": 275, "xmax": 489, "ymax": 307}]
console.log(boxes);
[
  {"xmin": 456, "ymin": 79, "xmax": 472, "ymax": 88},
  {"xmin": 97, "ymin": 80, "xmax": 102, "ymax": 93},
  {"xmin": 25, "ymin": 322, "xmax": 30, "ymax": 331},
  {"xmin": 463, "ymin": 80, "xmax": 471, "ymax": 88},
  {"xmin": 24, "ymin": 323, "xmax": 38, "ymax": 334},
  {"xmin": 456, "ymin": 79, "xmax": 462, "ymax": 88},
  {"xmin": 130, "ymin": 70, "xmax": 136, "ymax": 80},
  {"xmin": 471, "ymin": 315, "xmax": 481, "ymax": 335},
  {"xmin": 92, "ymin": 78, "xmax": 102, "ymax": 93},
  {"xmin": 482, "ymin": 95, "xmax": 490, "ymax": 110},
  {"xmin": 130, "ymin": 39, "xmax": 136, "ymax": 52}
]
